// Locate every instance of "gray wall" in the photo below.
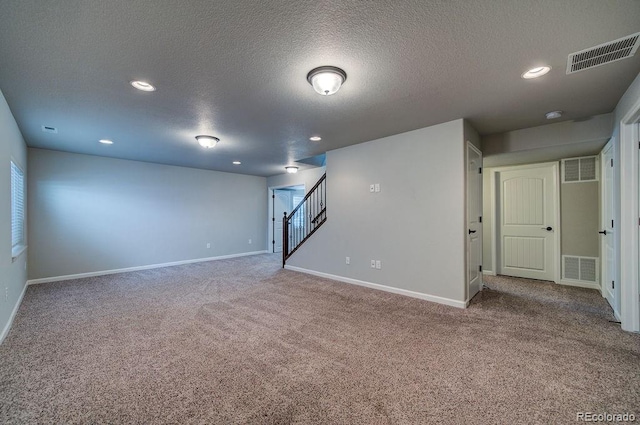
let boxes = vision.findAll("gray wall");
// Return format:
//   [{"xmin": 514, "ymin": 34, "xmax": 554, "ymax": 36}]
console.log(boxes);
[
  {"xmin": 560, "ymin": 181, "xmax": 599, "ymax": 257},
  {"xmin": 28, "ymin": 149, "xmax": 267, "ymax": 279},
  {"xmin": 0, "ymin": 89, "xmax": 28, "ymax": 340},
  {"xmin": 287, "ymin": 120, "xmax": 467, "ymax": 303}
]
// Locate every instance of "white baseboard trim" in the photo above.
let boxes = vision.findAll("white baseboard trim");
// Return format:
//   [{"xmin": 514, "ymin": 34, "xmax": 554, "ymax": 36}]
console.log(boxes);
[
  {"xmin": 27, "ymin": 251, "xmax": 269, "ymax": 285},
  {"xmin": 558, "ymin": 279, "xmax": 601, "ymax": 291},
  {"xmin": 482, "ymin": 270, "xmax": 496, "ymax": 276},
  {"xmin": 284, "ymin": 265, "xmax": 466, "ymax": 309},
  {"xmin": 0, "ymin": 282, "xmax": 28, "ymax": 345}
]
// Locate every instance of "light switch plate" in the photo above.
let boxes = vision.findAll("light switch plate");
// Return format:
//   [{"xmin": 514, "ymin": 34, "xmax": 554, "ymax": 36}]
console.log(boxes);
[
  {"xmin": 370, "ymin": 260, "xmax": 376, "ymax": 268},
  {"xmin": 374, "ymin": 183, "xmax": 380, "ymax": 193},
  {"xmin": 375, "ymin": 260, "xmax": 381, "ymax": 269},
  {"xmin": 369, "ymin": 184, "xmax": 375, "ymax": 192}
]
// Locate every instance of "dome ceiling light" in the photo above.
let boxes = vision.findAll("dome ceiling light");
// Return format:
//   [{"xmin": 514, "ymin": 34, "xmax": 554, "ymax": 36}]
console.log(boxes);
[
  {"xmin": 307, "ymin": 66, "xmax": 347, "ymax": 96},
  {"xmin": 285, "ymin": 166, "xmax": 299, "ymax": 174},
  {"xmin": 195, "ymin": 135, "xmax": 219, "ymax": 148}
]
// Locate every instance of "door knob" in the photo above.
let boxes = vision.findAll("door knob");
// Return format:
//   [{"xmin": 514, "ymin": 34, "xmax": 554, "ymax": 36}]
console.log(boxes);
[
  {"xmin": 541, "ymin": 226, "xmax": 553, "ymax": 231},
  {"xmin": 599, "ymin": 230, "xmax": 607, "ymax": 235},
  {"xmin": 468, "ymin": 229, "xmax": 477, "ymax": 234}
]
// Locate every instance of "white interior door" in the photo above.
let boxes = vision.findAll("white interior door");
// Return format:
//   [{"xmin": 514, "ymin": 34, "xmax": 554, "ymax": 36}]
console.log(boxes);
[
  {"xmin": 600, "ymin": 141, "xmax": 618, "ymax": 315},
  {"xmin": 467, "ymin": 143, "xmax": 483, "ymax": 301},
  {"xmin": 273, "ymin": 190, "xmax": 290, "ymax": 253},
  {"xmin": 498, "ymin": 163, "xmax": 558, "ymax": 281}
]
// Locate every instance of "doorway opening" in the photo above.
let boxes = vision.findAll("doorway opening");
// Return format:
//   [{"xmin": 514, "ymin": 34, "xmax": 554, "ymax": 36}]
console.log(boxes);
[{"xmin": 270, "ymin": 185, "xmax": 304, "ymax": 253}]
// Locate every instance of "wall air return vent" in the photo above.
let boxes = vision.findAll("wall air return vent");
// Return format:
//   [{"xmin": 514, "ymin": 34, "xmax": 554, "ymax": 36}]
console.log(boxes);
[
  {"xmin": 563, "ymin": 256, "xmax": 598, "ymax": 284},
  {"xmin": 567, "ymin": 32, "xmax": 640, "ymax": 74},
  {"xmin": 562, "ymin": 156, "xmax": 598, "ymax": 183}
]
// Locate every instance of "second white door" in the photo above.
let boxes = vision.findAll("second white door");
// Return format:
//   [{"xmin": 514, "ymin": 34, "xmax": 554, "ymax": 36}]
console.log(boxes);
[{"xmin": 498, "ymin": 163, "xmax": 558, "ymax": 282}]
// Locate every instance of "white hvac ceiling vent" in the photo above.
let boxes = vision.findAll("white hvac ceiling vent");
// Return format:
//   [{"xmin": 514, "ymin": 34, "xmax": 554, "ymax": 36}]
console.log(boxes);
[
  {"xmin": 41, "ymin": 125, "xmax": 58, "ymax": 134},
  {"xmin": 566, "ymin": 32, "xmax": 640, "ymax": 74}
]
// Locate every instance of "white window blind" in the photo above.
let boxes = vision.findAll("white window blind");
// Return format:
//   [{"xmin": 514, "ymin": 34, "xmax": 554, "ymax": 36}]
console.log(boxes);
[{"xmin": 11, "ymin": 161, "xmax": 25, "ymax": 249}]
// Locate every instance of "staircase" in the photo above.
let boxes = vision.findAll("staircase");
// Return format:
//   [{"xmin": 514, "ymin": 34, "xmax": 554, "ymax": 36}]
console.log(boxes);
[{"xmin": 282, "ymin": 173, "xmax": 326, "ymax": 267}]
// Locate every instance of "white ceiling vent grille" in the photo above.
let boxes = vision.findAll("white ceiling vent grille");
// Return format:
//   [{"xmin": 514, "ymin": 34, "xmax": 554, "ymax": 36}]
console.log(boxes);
[
  {"xmin": 562, "ymin": 156, "xmax": 598, "ymax": 183},
  {"xmin": 567, "ymin": 32, "xmax": 640, "ymax": 74},
  {"xmin": 563, "ymin": 256, "xmax": 598, "ymax": 284}
]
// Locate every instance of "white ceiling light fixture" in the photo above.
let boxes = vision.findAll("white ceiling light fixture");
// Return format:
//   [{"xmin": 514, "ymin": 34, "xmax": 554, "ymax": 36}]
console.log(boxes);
[
  {"xmin": 285, "ymin": 166, "xmax": 299, "ymax": 174},
  {"xmin": 545, "ymin": 110, "xmax": 563, "ymax": 119},
  {"xmin": 195, "ymin": 135, "xmax": 219, "ymax": 148},
  {"xmin": 130, "ymin": 80, "xmax": 156, "ymax": 91},
  {"xmin": 307, "ymin": 66, "xmax": 347, "ymax": 95},
  {"xmin": 99, "ymin": 139, "xmax": 114, "ymax": 145},
  {"xmin": 309, "ymin": 136, "xmax": 322, "ymax": 141},
  {"xmin": 521, "ymin": 66, "xmax": 551, "ymax": 79}
]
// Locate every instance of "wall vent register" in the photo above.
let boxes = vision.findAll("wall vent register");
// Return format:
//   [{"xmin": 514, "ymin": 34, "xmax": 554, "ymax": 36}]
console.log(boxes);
[
  {"xmin": 562, "ymin": 156, "xmax": 598, "ymax": 183},
  {"xmin": 562, "ymin": 255, "xmax": 598, "ymax": 283}
]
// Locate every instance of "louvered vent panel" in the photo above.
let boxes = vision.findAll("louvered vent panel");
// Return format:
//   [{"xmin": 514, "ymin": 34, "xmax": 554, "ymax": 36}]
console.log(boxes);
[
  {"xmin": 563, "ymin": 159, "xmax": 580, "ymax": 182},
  {"xmin": 562, "ymin": 156, "xmax": 598, "ymax": 182},
  {"xmin": 563, "ymin": 256, "xmax": 598, "ymax": 283},
  {"xmin": 579, "ymin": 258, "xmax": 597, "ymax": 283},
  {"xmin": 564, "ymin": 256, "xmax": 580, "ymax": 280},
  {"xmin": 567, "ymin": 33, "xmax": 640, "ymax": 74},
  {"xmin": 579, "ymin": 157, "xmax": 597, "ymax": 181}
]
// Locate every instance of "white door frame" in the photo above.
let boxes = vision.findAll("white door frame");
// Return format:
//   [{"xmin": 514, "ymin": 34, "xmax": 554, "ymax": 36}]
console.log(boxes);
[
  {"xmin": 619, "ymin": 97, "xmax": 640, "ymax": 333},
  {"xmin": 466, "ymin": 142, "xmax": 483, "ymax": 302},
  {"xmin": 491, "ymin": 162, "xmax": 561, "ymax": 283}
]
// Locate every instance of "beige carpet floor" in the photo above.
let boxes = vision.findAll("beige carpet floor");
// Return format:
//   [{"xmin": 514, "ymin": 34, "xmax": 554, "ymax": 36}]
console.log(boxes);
[{"xmin": 1, "ymin": 254, "xmax": 638, "ymax": 424}]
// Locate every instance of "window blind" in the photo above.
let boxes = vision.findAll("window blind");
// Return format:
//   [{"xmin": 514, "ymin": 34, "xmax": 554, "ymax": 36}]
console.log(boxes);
[{"xmin": 11, "ymin": 161, "xmax": 25, "ymax": 249}]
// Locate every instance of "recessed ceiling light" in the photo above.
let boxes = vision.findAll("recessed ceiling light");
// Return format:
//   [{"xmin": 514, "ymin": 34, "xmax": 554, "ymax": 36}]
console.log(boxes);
[
  {"xmin": 195, "ymin": 135, "xmax": 219, "ymax": 148},
  {"xmin": 99, "ymin": 139, "xmax": 114, "ymax": 145},
  {"xmin": 545, "ymin": 110, "xmax": 563, "ymax": 119},
  {"xmin": 130, "ymin": 80, "xmax": 156, "ymax": 91},
  {"xmin": 307, "ymin": 66, "xmax": 347, "ymax": 95},
  {"xmin": 232, "ymin": 161, "xmax": 241, "ymax": 165},
  {"xmin": 309, "ymin": 136, "xmax": 322, "ymax": 142},
  {"xmin": 521, "ymin": 66, "xmax": 551, "ymax": 79},
  {"xmin": 285, "ymin": 166, "xmax": 299, "ymax": 174}
]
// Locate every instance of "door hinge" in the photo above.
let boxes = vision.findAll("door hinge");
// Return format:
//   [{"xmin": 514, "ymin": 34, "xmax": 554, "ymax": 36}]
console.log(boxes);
[
  {"xmin": 612, "ymin": 280, "xmax": 615, "ymax": 289},
  {"xmin": 479, "ymin": 265, "xmax": 482, "ymax": 272},
  {"xmin": 272, "ymin": 240, "xmax": 275, "ymax": 244},
  {"xmin": 272, "ymin": 217, "xmax": 275, "ymax": 222},
  {"xmin": 478, "ymin": 167, "xmax": 482, "ymax": 174},
  {"xmin": 612, "ymin": 219, "xmax": 614, "ymax": 228},
  {"xmin": 272, "ymin": 194, "xmax": 275, "ymax": 198},
  {"xmin": 479, "ymin": 216, "xmax": 482, "ymax": 223},
  {"xmin": 611, "ymin": 158, "xmax": 613, "ymax": 167}
]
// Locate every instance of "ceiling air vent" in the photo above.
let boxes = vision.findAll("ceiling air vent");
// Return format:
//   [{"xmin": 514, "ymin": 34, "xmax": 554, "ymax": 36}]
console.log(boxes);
[
  {"xmin": 41, "ymin": 125, "xmax": 58, "ymax": 134},
  {"xmin": 566, "ymin": 32, "xmax": 640, "ymax": 74}
]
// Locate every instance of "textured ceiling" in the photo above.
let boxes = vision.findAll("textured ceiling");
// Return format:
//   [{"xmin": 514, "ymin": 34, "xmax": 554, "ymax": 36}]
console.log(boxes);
[{"xmin": 0, "ymin": 0, "xmax": 639, "ymax": 176}]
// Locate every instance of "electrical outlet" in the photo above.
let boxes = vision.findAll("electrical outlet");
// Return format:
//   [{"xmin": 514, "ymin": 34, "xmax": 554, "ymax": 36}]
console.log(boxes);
[
  {"xmin": 369, "ymin": 184, "xmax": 375, "ymax": 193},
  {"xmin": 346, "ymin": 257, "xmax": 350, "ymax": 265},
  {"xmin": 248, "ymin": 239, "xmax": 252, "ymax": 244},
  {"xmin": 374, "ymin": 183, "xmax": 380, "ymax": 193},
  {"xmin": 206, "ymin": 243, "xmax": 211, "ymax": 249},
  {"xmin": 376, "ymin": 260, "xmax": 382, "ymax": 269},
  {"xmin": 371, "ymin": 260, "xmax": 376, "ymax": 268}
]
